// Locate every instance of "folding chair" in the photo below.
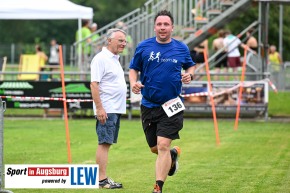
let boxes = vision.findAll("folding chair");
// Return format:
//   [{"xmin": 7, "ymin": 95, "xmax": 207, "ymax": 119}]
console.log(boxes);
[{"xmin": 18, "ymin": 54, "xmax": 41, "ymax": 80}]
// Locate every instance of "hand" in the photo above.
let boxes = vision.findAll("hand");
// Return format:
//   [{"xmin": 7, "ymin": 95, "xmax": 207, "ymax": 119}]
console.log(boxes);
[
  {"xmin": 181, "ymin": 73, "xmax": 192, "ymax": 84},
  {"xmin": 131, "ymin": 82, "xmax": 144, "ymax": 94},
  {"xmin": 96, "ymin": 107, "xmax": 108, "ymax": 125}
]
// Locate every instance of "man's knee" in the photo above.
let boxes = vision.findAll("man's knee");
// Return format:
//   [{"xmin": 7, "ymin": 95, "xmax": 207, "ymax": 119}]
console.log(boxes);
[
  {"xmin": 150, "ymin": 146, "xmax": 158, "ymax": 154},
  {"xmin": 157, "ymin": 140, "xmax": 171, "ymax": 152}
]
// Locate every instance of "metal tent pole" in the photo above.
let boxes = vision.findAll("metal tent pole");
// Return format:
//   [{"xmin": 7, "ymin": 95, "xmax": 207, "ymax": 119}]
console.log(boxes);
[{"xmin": 0, "ymin": 98, "xmax": 13, "ymax": 193}]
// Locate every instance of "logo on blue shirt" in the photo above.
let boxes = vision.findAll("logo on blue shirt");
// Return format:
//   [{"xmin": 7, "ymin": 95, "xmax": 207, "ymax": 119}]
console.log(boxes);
[
  {"xmin": 148, "ymin": 51, "xmax": 161, "ymax": 62},
  {"xmin": 148, "ymin": 51, "xmax": 178, "ymax": 63}
]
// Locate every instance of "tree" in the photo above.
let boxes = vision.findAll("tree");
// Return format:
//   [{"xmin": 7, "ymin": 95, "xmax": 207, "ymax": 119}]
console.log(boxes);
[{"xmin": 0, "ymin": 0, "xmax": 147, "ymax": 45}]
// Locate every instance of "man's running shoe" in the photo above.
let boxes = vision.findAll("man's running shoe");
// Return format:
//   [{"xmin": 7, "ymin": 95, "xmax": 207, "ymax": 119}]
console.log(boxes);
[
  {"xmin": 168, "ymin": 146, "xmax": 181, "ymax": 176},
  {"xmin": 99, "ymin": 177, "xmax": 123, "ymax": 189},
  {"xmin": 152, "ymin": 184, "xmax": 162, "ymax": 193}
]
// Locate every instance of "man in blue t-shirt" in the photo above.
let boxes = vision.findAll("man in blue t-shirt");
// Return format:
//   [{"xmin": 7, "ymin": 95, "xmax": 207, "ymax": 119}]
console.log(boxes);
[{"xmin": 129, "ymin": 10, "xmax": 196, "ymax": 193}]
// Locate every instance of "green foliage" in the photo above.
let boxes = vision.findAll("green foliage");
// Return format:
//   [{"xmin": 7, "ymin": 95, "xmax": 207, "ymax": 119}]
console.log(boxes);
[
  {"xmin": 3, "ymin": 119, "xmax": 290, "ymax": 193},
  {"xmin": 76, "ymin": 0, "xmax": 147, "ymax": 27},
  {"xmin": 0, "ymin": 0, "xmax": 147, "ymax": 45}
]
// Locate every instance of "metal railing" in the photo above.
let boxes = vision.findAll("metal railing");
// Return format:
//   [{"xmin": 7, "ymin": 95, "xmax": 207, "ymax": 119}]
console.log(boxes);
[
  {"xmin": 72, "ymin": 0, "xmax": 198, "ymax": 72},
  {"xmin": 191, "ymin": 21, "xmax": 261, "ymax": 75},
  {"xmin": 72, "ymin": 0, "xmax": 248, "ymax": 76}
]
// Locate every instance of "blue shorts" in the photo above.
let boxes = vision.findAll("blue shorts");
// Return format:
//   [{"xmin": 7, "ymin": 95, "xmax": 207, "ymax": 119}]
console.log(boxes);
[{"xmin": 96, "ymin": 113, "xmax": 121, "ymax": 145}]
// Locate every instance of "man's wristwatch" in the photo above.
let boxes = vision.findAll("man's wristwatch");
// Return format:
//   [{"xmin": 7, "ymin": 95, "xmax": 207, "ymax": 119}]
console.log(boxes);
[{"xmin": 190, "ymin": 74, "xmax": 194, "ymax": 81}]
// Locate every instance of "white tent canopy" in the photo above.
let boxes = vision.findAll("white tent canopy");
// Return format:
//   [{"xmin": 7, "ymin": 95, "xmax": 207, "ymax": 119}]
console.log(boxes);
[
  {"xmin": 0, "ymin": 0, "xmax": 94, "ymax": 67},
  {"xmin": 0, "ymin": 0, "xmax": 93, "ymax": 20}
]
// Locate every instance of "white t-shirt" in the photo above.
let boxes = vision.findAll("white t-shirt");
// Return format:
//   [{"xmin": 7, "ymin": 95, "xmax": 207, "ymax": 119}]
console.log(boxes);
[
  {"xmin": 48, "ymin": 45, "xmax": 59, "ymax": 63},
  {"xmin": 90, "ymin": 47, "xmax": 127, "ymax": 115},
  {"xmin": 223, "ymin": 34, "xmax": 241, "ymax": 57}
]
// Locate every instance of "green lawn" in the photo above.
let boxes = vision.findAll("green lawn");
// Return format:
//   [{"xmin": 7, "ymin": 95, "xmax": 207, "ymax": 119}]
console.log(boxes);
[
  {"xmin": 3, "ymin": 119, "xmax": 290, "ymax": 193},
  {"xmin": 268, "ymin": 91, "xmax": 290, "ymax": 117}
]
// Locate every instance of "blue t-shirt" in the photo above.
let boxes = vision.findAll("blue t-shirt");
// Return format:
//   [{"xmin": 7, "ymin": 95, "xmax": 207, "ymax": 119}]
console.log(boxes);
[{"xmin": 129, "ymin": 37, "xmax": 195, "ymax": 108}]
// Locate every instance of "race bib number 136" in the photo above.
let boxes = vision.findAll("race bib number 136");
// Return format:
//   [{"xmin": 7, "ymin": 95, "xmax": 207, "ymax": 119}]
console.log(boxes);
[{"xmin": 162, "ymin": 97, "xmax": 185, "ymax": 117}]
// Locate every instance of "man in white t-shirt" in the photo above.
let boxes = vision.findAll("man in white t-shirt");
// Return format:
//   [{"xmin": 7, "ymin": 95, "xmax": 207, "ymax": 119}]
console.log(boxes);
[
  {"xmin": 223, "ymin": 30, "xmax": 245, "ymax": 80},
  {"xmin": 90, "ymin": 28, "xmax": 127, "ymax": 189}
]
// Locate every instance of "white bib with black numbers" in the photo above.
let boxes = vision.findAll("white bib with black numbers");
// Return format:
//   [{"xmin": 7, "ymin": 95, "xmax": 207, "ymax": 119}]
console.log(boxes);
[{"xmin": 162, "ymin": 97, "xmax": 185, "ymax": 117}]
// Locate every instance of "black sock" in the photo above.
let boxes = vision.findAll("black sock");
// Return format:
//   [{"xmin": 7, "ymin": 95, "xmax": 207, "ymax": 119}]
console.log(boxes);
[
  {"xmin": 156, "ymin": 180, "xmax": 164, "ymax": 191},
  {"xmin": 99, "ymin": 178, "xmax": 107, "ymax": 182}
]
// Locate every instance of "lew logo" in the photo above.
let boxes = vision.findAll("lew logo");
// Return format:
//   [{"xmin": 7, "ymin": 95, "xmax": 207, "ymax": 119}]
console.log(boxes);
[
  {"xmin": 148, "ymin": 51, "xmax": 161, "ymax": 62},
  {"xmin": 70, "ymin": 167, "xmax": 98, "ymax": 186}
]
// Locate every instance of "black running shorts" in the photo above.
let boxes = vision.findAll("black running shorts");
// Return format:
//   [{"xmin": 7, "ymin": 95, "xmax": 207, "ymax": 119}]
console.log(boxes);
[{"xmin": 140, "ymin": 105, "xmax": 184, "ymax": 148}]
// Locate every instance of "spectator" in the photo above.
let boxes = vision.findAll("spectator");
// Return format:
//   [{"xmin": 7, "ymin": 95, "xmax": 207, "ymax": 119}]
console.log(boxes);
[
  {"xmin": 90, "ymin": 28, "xmax": 127, "ymax": 189},
  {"xmin": 75, "ymin": 19, "xmax": 92, "ymax": 78},
  {"xmin": 35, "ymin": 44, "xmax": 48, "ymax": 68},
  {"xmin": 90, "ymin": 22, "xmax": 101, "ymax": 54},
  {"xmin": 191, "ymin": 0, "xmax": 206, "ymax": 18},
  {"xmin": 90, "ymin": 23, "xmax": 100, "ymax": 41},
  {"xmin": 246, "ymin": 28, "xmax": 258, "ymax": 53},
  {"xmin": 75, "ymin": 19, "xmax": 92, "ymax": 56},
  {"xmin": 48, "ymin": 39, "xmax": 59, "ymax": 66},
  {"xmin": 269, "ymin": 45, "xmax": 283, "ymax": 72},
  {"xmin": 35, "ymin": 44, "xmax": 49, "ymax": 104},
  {"xmin": 223, "ymin": 30, "xmax": 245, "ymax": 80},
  {"xmin": 190, "ymin": 39, "xmax": 208, "ymax": 80},
  {"xmin": 48, "ymin": 38, "xmax": 59, "ymax": 79},
  {"xmin": 212, "ymin": 30, "xmax": 228, "ymax": 80}
]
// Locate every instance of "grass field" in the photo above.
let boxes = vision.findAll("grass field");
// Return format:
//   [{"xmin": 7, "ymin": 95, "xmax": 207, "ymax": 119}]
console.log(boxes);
[{"xmin": 3, "ymin": 118, "xmax": 290, "ymax": 193}]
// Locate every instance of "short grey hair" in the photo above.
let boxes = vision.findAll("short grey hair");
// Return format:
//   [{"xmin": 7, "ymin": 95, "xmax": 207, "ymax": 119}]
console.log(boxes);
[
  {"xmin": 106, "ymin": 28, "xmax": 127, "ymax": 39},
  {"xmin": 105, "ymin": 28, "xmax": 127, "ymax": 46}
]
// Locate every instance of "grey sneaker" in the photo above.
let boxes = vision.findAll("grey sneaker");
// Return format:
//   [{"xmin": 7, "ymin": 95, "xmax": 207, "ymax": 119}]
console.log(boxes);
[{"xmin": 99, "ymin": 177, "xmax": 123, "ymax": 189}]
